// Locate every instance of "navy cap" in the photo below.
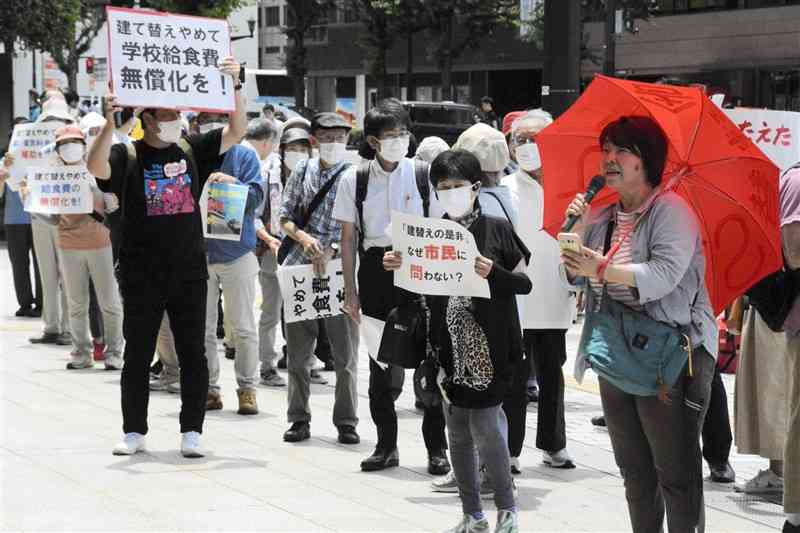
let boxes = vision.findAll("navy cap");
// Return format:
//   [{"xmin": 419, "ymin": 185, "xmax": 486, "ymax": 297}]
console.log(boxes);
[
  {"xmin": 311, "ymin": 112, "xmax": 352, "ymax": 132},
  {"xmin": 280, "ymin": 127, "xmax": 312, "ymax": 146}
]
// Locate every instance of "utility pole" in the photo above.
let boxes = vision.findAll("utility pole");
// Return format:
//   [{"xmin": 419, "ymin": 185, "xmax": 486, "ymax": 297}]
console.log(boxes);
[
  {"xmin": 603, "ymin": 0, "xmax": 617, "ymax": 76},
  {"xmin": 541, "ymin": 0, "xmax": 581, "ymax": 117}
]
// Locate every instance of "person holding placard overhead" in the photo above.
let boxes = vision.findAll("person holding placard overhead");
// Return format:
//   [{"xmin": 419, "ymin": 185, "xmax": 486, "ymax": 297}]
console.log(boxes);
[
  {"xmin": 87, "ymin": 57, "xmax": 246, "ymax": 459},
  {"xmin": 333, "ymin": 102, "xmax": 450, "ymax": 475},
  {"xmin": 383, "ymin": 149, "xmax": 531, "ymax": 533}
]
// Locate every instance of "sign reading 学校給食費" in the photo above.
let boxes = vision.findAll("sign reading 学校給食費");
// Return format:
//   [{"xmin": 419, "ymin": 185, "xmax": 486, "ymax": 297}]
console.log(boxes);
[{"xmin": 106, "ymin": 6, "xmax": 234, "ymax": 112}]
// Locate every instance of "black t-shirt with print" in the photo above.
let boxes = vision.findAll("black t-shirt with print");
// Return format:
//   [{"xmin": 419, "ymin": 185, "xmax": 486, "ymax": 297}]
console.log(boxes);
[{"xmin": 107, "ymin": 129, "xmax": 223, "ymax": 282}]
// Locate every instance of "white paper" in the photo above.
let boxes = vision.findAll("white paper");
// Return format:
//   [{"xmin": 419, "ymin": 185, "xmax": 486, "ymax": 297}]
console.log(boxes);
[
  {"xmin": 391, "ymin": 210, "xmax": 490, "ymax": 298},
  {"xmin": 7, "ymin": 123, "xmax": 61, "ymax": 186},
  {"xmin": 723, "ymin": 107, "xmax": 800, "ymax": 172},
  {"xmin": 359, "ymin": 315, "xmax": 387, "ymax": 369},
  {"xmin": 106, "ymin": 7, "xmax": 234, "ymax": 112},
  {"xmin": 24, "ymin": 165, "xmax": 94, "ymax": 215},
  {"xmin": 278, "ymin": 259, "xmax": 346, "ymax": 324}
]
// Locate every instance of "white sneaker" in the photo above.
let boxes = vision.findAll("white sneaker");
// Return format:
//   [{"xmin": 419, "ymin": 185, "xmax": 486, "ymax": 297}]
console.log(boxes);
[
  {"xmin": 543, "ymin": 448, "xmax": 575, "ymax": 469},
  {"xmin": 734, "ymin": 468, "xmax": 784, "ymax": 494},
  {"xmin": 112, "ymin": 433, "xmax": 146, "ymax": 455},
  {"xmin": 181, "ymin": 431, "xmax": 205, "ymax": 458},
  {"xmin": 104, "ymin": 354, "xmax": 123, "ymax": 371},
  {"xmin": 432, "ymin": 470, "xmax": 459, "ymax": 492},
  {"xmin": 443, "ymin": 514, "xmax": 490, "ymax": 533},
  {"xmin": 494, "ymin": 510, "xmax": 519, "ymax": 533},
  {"xmin": 165, "ymin": 381, "xmax": 181, "ymax": 394}
]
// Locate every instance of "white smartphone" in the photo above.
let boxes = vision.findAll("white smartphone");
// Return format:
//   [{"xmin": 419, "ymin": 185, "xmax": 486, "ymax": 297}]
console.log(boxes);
[{"xmin": 557, "ymin": 232, "xmax": 583, "ymax": 254}]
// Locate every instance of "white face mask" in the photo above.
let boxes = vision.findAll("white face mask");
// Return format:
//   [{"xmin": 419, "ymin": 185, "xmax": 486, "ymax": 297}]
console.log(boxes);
[
  {"xmin": 515, "ymin": 143, "xmax": 541, "ymax": 172},
  {"xmin": 379, "ymin": 135, "xmax": 410, "ymax": 163},
  {"xmin": 156, "ymin": 119, "xmax": 182, "ymax": 144},
  {"xmin": 318, "ymin": 142, "xmax": 346, "ymax": 164},
  {"xmin": 284, "ymin": 151, "xmax": 309, "ymax": 172},
  {"xmin": 58, "ymin": 143, "xmax": 84, "ymax": 164},
  {"xmin": 198, "ymin": 122, "xmax": 226, "ymax": 134},
  {"xmin": 437, "ymin": 185, "xmax": 475, "ymax": 219}
]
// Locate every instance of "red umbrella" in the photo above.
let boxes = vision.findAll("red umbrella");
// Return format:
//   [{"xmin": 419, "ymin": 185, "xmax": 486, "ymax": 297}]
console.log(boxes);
[{"xmin": 537, "ymin": 75, "xmax": 781, "ymax": 314}]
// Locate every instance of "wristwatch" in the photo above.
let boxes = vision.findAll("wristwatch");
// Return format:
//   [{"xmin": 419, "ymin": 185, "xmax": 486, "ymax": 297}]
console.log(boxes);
[{"xmin": 234, "ymin": 83, "xmax": 242, "ymax": 91}]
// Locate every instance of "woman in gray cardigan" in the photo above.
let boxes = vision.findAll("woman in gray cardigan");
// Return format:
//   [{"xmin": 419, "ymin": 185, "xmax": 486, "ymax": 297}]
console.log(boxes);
[{"xmin": 561, "ymin": 116, "xmax": 717, "ymax": 533}]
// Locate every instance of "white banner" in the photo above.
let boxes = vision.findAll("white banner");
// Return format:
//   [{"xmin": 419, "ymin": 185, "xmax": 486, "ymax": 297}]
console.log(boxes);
[
  {"xmin": 391, "ymin": 211, "xmax": 490, "ymax": 298},
  {"xmin": 6, "ymin": 123, "xmax": 61, "ymax": 188},
  {"xmin": 278, "ymin": 259, "xmax": 346, "ymax": 324},
  {"xmin": 24, "ymin": 166, "xmax": 94, "ymax": 215},
  {"xmin": 106, "ymin": 6, "xmax": 234, "ymax": 112},
  {"xmin": 723, "ymin": 108, "xmax": 800, "ymax": 172}
]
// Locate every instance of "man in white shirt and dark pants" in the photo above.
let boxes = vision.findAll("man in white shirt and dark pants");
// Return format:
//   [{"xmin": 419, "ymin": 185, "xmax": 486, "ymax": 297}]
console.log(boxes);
[{"xmin": 502, "ymin": 110, "xmax": 576, "ymax": 470}]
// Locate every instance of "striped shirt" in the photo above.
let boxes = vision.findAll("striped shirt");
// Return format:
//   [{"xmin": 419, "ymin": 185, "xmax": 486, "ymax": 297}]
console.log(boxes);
[{"xmin": 590, "ymin": 209, "xmax": 642, "ymax": 310}]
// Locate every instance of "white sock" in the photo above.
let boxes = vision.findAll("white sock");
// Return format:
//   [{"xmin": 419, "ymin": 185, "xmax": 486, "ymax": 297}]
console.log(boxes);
[{"xmin": 788, "ymin": 513, "xmax": 800, "ymax": 526}]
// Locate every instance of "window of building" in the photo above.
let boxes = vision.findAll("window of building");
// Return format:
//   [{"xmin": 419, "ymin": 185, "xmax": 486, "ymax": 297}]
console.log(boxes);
[
  {"xmin": 263, "ymin": 46, "xmax": 281, "ymax": 54},
  {"xmin": 266, "ymin": 6, "xmax": 280, "ymax": 26}
]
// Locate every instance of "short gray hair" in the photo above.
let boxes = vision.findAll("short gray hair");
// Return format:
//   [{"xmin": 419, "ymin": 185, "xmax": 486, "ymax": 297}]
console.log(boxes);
[
  {"xmin": 245, "ymin": 118, "xmax": 278, "ymax": 141},
  {"xmin": 511, "ymin": 109, "xmax": 553, "ymax": 137}
]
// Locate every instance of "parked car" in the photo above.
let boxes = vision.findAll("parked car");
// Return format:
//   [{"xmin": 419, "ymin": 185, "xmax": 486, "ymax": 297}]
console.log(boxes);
[{"xmin": 400, "ymin": 101, "xmax": 478, "ymax": 146}]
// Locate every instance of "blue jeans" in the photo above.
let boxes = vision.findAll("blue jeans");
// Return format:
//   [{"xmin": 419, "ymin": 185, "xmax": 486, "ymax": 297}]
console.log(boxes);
[{"xmin": 444, "ymin": 403, "xmax": 515, "ymax": 516}]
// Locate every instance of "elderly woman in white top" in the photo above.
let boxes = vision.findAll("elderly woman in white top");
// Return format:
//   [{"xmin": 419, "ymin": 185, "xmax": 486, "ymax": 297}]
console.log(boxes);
[{"xmin": 501, "ymin": 109, "xmax": 576, "ymax": 472}]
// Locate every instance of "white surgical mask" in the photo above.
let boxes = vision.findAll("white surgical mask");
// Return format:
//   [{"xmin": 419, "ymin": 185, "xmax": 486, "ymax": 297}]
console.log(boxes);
[
  {"xmin": 156, "ymin": 119, "xmax": 182, "ymax": 144},
  {"xmin": 515, "ymin": 143, "xmax": 541, "ymax": 172},
  {"xmin": 437, "ymin": 185, "xmax": 474, "ymax": 219},
  {"xmin": 379, "ymin": 135, "xmax": 410, "ymax": 163},
  {"xmin": 198, "ymin": 122, "xmax": 225, "ymax": 134},
  {"xmin": 58, "ymin": 143, "xmax": 84, "ymax": 164},
  {"xmin": 284, "ymin": 151, "xmax": 309, "ymax": 172},
  {"xmin": 318, "ymin": 142, "xmax": 346, "ymax": 164}
]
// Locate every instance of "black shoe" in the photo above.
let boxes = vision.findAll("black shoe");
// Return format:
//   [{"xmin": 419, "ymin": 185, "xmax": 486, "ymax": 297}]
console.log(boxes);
[
  {"xmin": 322, "ymin": 359, "xmax": 335, "ymax": 371},
  {"xmin": 28, "ymin": 307, "xmax": 42, "ymax": 318},
  {"xmin": 278, "ymin": 349, "xmax": 287, "ymax": 369},
  {"xmin": 709, "ymin": 461, "xmax": 736, "ymax": 483},
  {"xmin": 527, "ymin": 385, "xmax": 539, "ymax": 403},
  {"xmin": 15, "ymin": 307, "xmax": 32, "ymax": 317},
  {"xmin": 29, "ymin": 332, "xmax": 62, "ymax": 344},
  {"xmin": 784, "ymin": 520, "xmax": 800, "ymax": 533},
  {"xmin": 414, "ymin": 399, "xmax": 425, "ymax": 411},
  {"xmin": 428, "ymin": 450, "xmax": 451, "ymax": 476},
  {"xmin": 361, "ymin": 448, "xmax": 399, "ymax": 471},
  {"xmin": 225, "ymin": 345, "xmax": 236, "ymax": 360},
  {"xmin": 337, "ymin": 425, "xmax": 360, "ymax": 444},
  {"xmin": 216, "ymin": 325, "xmax": 225, "ymax": 339},
  {"xmin": 283, "ymin": 421, "xmax": 310, "ymax": 442},
  {"xmin": 591, "ymin": 415, "xmax": 606, "ymax": 427}
]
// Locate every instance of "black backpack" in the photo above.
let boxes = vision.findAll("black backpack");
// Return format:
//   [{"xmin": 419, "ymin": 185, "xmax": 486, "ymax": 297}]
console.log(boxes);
[{"xmin": 355, "ymin": 159, "xmax": 431, "ymax": 253}]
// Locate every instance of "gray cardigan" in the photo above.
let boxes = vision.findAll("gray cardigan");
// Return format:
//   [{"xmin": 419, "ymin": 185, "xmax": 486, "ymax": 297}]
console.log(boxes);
[{"xmin": 573, "ymin": 190, "xmax": 718, "ymax": 384}]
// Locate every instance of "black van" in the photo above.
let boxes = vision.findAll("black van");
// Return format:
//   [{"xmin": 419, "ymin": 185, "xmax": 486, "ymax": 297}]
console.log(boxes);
[{"xmin": 400, "ymin": 101, "xmax": 478, "ymax": 146}]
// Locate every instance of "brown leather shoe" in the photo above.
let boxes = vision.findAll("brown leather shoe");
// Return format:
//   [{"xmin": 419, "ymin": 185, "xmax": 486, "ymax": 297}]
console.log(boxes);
[
  {"xmin": 206, "ymin": 390, "xmax": 223, "ymax": 411},
  {"xmin": 237, "ymin": 389, "xmax": 258, "ymax": 415}
]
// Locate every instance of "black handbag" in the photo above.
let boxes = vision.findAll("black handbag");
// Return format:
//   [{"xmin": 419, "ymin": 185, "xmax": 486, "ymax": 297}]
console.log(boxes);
[
  {"xmin": 414, "ymin": 356, "xmax": 442, "ymax": 409},
  {"xmin": 746, "ymin": 265, "xmax": 800, "ymax": 332},
  {"xmin": 377, "ymin": 298, "xmax": 427, "ymax": 369}
]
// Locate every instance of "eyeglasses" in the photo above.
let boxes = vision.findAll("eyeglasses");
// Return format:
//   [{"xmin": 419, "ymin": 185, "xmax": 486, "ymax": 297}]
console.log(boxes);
[
  {"xmin": 315, "ymin": 130, "xmax": 348, "ymax": 143},
  {"xmin": 436, "ymin": 181, "xmax": 480, "ymax": 192}
]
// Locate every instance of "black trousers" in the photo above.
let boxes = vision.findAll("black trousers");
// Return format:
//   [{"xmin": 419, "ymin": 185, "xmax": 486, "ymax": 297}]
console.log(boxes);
[
  {"xmin": 360, "ymin": 247, "xmax": 447, "ymax": 453},
  {"xmin": 701, "ymin": 365, "xmax": 733, "ymax": 466},
  {"xmin": 6, "ymin": 224, "xmax": 41, "ymax": 310},
  {"xmin": 89, "ymin": 280, "xmax": 104, "ymax": 340},
  {"xmin": 503, "ymin": 352, "xmax": 532, "ymax": 457},
  {"xmin": 120, "ymin": 273, "xmax": 208, "ymax": 434},
  {"xmin": 524, "ymin": 329, "xmax": 567, "ymax": 452}
]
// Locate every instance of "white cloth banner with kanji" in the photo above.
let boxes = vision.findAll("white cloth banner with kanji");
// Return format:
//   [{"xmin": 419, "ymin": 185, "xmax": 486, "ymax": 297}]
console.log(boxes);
[
  {"xmin": 391, "ymin": 211, "xmax": 490, "ymax": 298},
  {"xmin": 724, "ymin": 108, "xmax": 800, "ymax": 172},
  {"xmin": 278, "ymin": 259, "xmax": 346, "ymax": 324},
  {"xmin": 24, "ymin": 166, "xmax": 94, "ymax": 215},
  {"xmin": 106, "ymin": 6, "xmax": 234, "ymax": 112}
]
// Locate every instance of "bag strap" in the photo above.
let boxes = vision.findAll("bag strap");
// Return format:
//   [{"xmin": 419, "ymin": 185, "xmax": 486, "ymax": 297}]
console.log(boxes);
[
  {"xmin": 355, "ymin": 160, "xmax": 371, "ymax": 254},
  {"xmin": 297, "ymin": 162, "xmax": 346, "ymax": 229},
  {"xmin": 177, "ymin": 137, "xmax": 200, "ymax": 200},
  {"xmin": 482, "ymin": 190, "xmax": 512, "ymax": 224},
  {"xmin": 414, "ymin": 159, "xmax": 431, "ymax": 218}
]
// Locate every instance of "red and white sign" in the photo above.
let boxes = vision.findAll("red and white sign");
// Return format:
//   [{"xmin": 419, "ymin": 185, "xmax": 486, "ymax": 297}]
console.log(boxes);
[
  {"xmin": 724, "ymin": 108, "xmax": 800, "ymax": 171},
  {"xmin": 106, "ymin": 6, "xmax": 234, "ymax": 112}
]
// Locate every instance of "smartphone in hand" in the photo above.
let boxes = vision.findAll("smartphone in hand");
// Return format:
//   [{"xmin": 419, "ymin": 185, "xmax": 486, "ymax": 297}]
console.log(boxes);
[{"xmin": 557, "ymin": 232, "xmax": 583, "ymax": 254}]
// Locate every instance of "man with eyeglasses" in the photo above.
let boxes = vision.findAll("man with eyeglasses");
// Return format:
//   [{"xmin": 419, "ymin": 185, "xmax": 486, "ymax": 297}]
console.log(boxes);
[{"xmin": 279, "ymin": 112, "xmax": 360, "ymax": 445}]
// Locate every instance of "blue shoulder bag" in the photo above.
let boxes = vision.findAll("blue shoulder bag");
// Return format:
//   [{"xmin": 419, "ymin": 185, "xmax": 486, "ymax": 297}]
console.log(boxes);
[{"xmin": 579, "ymin": 211, "xmax": 694, "ymax": 399}]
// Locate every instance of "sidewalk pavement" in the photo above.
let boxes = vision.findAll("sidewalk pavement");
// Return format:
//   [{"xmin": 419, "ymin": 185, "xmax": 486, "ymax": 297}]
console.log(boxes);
[{"xmin": 0, "ymin": 245, "xmax": 787, "ymax": 532}]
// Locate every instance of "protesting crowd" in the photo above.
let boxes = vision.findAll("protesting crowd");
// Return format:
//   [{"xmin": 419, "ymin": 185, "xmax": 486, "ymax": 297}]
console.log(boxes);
[{"xmin": 1, "ymin": 16, "xmax": 800, "ymax": 531}]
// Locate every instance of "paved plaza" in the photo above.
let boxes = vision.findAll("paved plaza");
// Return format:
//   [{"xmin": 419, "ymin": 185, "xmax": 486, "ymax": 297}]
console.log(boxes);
[{"xmin": 0, "ymin": 244, "xmax": 788, "ymax": 532}]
